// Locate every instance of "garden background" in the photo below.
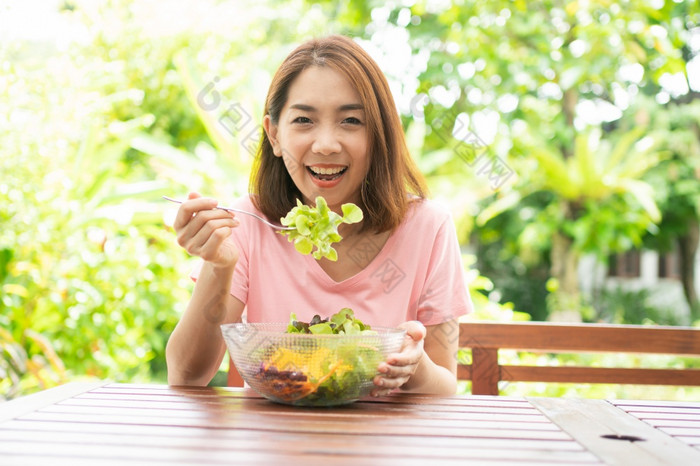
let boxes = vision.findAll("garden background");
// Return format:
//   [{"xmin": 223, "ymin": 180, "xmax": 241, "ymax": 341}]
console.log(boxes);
[{"xmin": 2, "ymin": 0, "xmax": 699, "ymax": 400}]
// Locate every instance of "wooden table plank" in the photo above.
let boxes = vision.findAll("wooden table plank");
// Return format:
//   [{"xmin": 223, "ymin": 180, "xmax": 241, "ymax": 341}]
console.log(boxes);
[
  {"xmin": 642, "ymin": 419, "xmax": 700, "ymax": 428},
  {"xmin": 611, "ymin": 399, "xmax": 700, "ymax": 454},
  {"xmin": 674, "ymin": 436, "xmax": 700, "ymax": 445},
  {"xmin": 0, "ymin": 452, "xmax": 593, "ymax": 466},
  {"xmin": 67, "ymin": 393, "xmax": 543, "ymax": 414},
  {"xmin": 624, "ymin": 413, "xmax": 700, "ymax": 422},
  {"xmin": 42, "ymin": 402, "xmax": 556, "ymax": 425},
  {"xmin": 529, "ymin": 397, "xmax": 700, "ymax": 465},
  {"xmin": 659, "ymin": 427, "xmax": 700, "ymax": 436},
  {"xmin": 94, "ymin": 384, "xmax": 536, "ymax": 408},
  {"xmin": 0, "ymin": 428, "xmax": 599, "ymax": 463},
  {"xmin": 613, "ymin": 400, "xmax": 700, "ymax": 409},
  {"xmin": 0, "ymin": 382, "xmax": 105, "ymax": 422},
  {"xmin": 0, "ymin": 419, "xmax": 587, "ymax": 451},
  {"xmin": 15, "ymin": 411, "xmax": 573, "ymax": 440},
  {"xmin": 613, "ymin": 406, "xmax": 700, "ymax": 414},
  {"xmin": 66, "ymin": 392, "xmax": 547, "ymax": 413}
]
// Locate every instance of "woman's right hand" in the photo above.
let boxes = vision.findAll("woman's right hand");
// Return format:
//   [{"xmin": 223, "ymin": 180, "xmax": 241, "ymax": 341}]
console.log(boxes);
[{"xmin": 172, "ymin": 192, "xmax": 240, "ymax": 268}]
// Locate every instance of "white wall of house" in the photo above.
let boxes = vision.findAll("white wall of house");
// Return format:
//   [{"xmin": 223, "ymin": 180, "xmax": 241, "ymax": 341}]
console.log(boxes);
[{"xmin": 579, "ymin": 248, "xmax": 700, "ymax": 322}]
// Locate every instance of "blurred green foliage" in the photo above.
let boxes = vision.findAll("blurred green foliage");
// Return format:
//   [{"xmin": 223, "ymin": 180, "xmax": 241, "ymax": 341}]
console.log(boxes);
[
  {"xmin": 1, "ymin": 0, "xmax": 699, "ymax": 401},
  {"xmin": 387, "ymin": 0, "xmax": 700, "ymax": 321},
  {"xmin": 0, "ymin": 0, "xmax": 403, "ymax": 398}
]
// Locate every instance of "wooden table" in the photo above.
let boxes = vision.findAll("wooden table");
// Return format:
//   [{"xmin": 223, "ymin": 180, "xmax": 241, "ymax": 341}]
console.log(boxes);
[{"xmin": 0, "ymin": 383, "xmax": 699, "ymax": 465}]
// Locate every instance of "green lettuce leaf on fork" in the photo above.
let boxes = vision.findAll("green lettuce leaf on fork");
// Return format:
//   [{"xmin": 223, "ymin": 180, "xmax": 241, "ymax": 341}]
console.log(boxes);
[{"xmin": 279, "ymin": 196, "xmax": 363, "ymax": 261}]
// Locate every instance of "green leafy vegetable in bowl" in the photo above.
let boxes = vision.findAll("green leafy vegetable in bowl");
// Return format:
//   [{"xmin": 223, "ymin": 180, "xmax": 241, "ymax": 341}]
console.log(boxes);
[
  {"xmin": 278, "ymin": 196, "xmax": 363, "ymax": 261},
  {"xmin": 221, "ymin": 309, "xmax": 405, "ymax": 407},
  {"xmin": 287, "ymin": 308, "xmax": 375, "ymax": 335}
]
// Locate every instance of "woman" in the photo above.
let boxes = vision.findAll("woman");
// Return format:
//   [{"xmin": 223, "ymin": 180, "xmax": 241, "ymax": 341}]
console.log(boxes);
[{"xmin": 166, "ymin": 35, "xmax": 472, "ymax": 396}]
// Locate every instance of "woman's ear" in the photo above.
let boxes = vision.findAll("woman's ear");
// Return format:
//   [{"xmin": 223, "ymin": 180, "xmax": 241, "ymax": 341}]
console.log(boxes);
[{"xmin": 263, "ymin": 115, "xmax": 281, "ymax": 157}]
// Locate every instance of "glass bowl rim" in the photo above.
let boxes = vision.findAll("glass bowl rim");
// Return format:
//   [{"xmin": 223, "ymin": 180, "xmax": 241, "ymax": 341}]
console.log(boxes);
[{"xmin": 220, "ymin": 322, "xmax": 406, "ymax": 339}]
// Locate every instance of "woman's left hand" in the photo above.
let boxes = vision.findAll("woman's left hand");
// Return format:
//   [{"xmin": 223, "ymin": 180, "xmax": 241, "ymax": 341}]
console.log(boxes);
[{"xmin": 371, "ymin": 321, "xmax": 426, "ymax": 397}]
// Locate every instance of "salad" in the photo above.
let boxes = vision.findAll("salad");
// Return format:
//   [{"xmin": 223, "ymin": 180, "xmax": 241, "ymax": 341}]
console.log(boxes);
[
  {"xmin": 278, "ymin": 197, "xmax": 363, "ymax": 261},
  {"xmin": 249, "ymin": 309, "xmax": 386, "ymax": 405},
  {"xmin": 286, "ymin": 308, "xmax": 375, "ymax": 335}
]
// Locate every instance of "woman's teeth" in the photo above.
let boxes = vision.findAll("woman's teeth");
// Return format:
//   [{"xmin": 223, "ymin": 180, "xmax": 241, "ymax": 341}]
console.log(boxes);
[
  {"xmin": 309, "ymin": 166, "xmax": 345, "ymax": 175},
  {"xmin": 308, "ymin": 166, "xmax": 347, "ymax": 180}
]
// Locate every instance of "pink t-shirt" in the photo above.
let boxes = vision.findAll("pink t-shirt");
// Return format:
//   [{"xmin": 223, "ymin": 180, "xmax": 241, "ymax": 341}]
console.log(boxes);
[{"xmin": 191, "ymin": 196, "xmax": 472, "ymax": 328}]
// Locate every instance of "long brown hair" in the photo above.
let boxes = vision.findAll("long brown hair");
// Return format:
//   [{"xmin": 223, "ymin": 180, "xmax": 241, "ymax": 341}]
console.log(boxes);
[{"xmin": 250, "ymin": 35, "xmax": 427, "ymax": 233}]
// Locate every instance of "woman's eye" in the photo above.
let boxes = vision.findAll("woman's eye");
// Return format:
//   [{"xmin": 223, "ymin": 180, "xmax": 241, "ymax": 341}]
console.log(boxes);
[
  {"xmin": 343, "ymin": 117, "xmax": 362, "ymax": 125},
  {"xmin": 293, "ymin": 116, "xmax": 312, "ymax": 124}
]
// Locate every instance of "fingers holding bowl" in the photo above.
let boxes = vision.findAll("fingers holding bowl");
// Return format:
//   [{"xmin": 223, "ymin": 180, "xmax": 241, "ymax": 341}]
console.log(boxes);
[{"xmin": 371, "ymin": 321, "xmax": 426, "ymax": 396}]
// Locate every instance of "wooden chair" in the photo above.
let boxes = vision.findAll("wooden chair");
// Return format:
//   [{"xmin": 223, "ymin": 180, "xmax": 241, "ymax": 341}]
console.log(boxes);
[
  {"xmin": 459, "ymin": 321, "xmax": 700, "ymax": 395},
  {"xmin": 227, "ymin": 355, "xmax": 244, "ymax": 387}
]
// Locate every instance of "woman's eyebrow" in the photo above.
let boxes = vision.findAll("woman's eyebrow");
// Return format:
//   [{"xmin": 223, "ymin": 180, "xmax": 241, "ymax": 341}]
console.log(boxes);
[
  {"xmin": 288, "ymin": 103, "xmax": 364, "ymax": 112},
  {"xmin": 339, "ymin": 103, "xmax": 364, "ymax": 111},
  {"xmin": 289, "ymin": 104, "xmax": 316, "ymax": 111}
]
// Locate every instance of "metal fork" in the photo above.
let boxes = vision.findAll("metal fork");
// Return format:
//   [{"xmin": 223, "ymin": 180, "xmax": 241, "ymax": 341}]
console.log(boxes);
[{"xmin": 163, "ymin": 196, "xmax": 295, "ymax": 230}]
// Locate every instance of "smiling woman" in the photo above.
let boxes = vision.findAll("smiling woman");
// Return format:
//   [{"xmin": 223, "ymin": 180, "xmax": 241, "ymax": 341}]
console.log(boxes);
[
  {"xmin": 263, "ymin": 65, "xmax": 369, "ymax": 208},
  {"xmin": 165, "ymin": 35, "xmax": 473, "ymax": 398},
  {"xmin": 252, "ymin": 35, "xmax": 428, "ymax": 234}
]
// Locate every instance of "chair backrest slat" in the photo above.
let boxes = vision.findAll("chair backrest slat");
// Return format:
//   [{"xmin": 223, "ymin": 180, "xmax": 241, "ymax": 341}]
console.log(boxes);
[
  {"xmin": 459, "ymin": 321, "xmax": 700, "ymax": 395},
  {"xmin": 460, "ymin": 322, "xmax": 700, "ymax": 355}
]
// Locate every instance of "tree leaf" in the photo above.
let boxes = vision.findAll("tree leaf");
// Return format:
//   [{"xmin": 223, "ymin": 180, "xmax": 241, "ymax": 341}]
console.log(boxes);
[
  {"xmin": 476, "ymin": 190, "xmax": 523, "ymax": 226},
  {"xmin": 619, "ymin": 179, "xmax": 661, "ymax": 222}
]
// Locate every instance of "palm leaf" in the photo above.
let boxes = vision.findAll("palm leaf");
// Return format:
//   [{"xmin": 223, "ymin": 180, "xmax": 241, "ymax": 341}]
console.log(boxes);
[
  {"xmin": 173, "ymin": 52, "xmax": 243, "ymax": 169},
  {"xmin": 618, "ymin": 179, "xmax": 661, "ymax": 222},
  {"xmin": 572, "ymin": 131, "xmax": 599, "ymax": 197},
  {"xmin": 25, "ymin": 329, "xmax": 66, "ymax": 378},
  {"xmin": 532, "ymin": 147, "xmax": 579, "ymax": 199},
  {"xmin": 604, "ymin": 126, "xmax": 646, "ymax": 174},
  {"xmin": 476, "ymin": 189, "xmax": 523, "ymax": 226}
]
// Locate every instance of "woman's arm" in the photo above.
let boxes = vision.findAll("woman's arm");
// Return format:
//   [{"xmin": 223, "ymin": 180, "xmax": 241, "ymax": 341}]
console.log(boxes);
[
  {"xmin": 165, "ymin": 262, "xmax": 245, "ymax": 386},
  {"xmin": 165, "ymin": 192, "xmax": 244, "ymax": 386},
  {"xmin": 372, "ymin": 319, "xmax": 460, "ymax": 396}
]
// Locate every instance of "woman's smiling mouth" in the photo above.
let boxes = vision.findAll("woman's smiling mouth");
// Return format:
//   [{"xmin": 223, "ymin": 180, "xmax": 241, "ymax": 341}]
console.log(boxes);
[{"xmin": 307, "ymin": 165, "xmax": 348, "ymax": 182}]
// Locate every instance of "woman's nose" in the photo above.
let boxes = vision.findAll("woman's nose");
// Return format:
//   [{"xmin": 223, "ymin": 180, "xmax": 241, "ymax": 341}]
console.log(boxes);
[{"xmin": 311, "ymin": 128, "xmax": 341, "ymax": 155}]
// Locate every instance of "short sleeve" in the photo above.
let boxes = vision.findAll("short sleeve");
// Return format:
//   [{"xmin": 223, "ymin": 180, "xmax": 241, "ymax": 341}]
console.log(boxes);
[{"xmin": 415, "ymin": 216, "xmax": 472, "ymax": 326}]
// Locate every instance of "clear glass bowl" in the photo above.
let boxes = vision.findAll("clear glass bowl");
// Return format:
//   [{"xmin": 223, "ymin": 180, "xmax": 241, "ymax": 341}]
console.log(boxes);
[{"xmin": 221, "ymin": 323, "xmax": 406, "ymax": 407}]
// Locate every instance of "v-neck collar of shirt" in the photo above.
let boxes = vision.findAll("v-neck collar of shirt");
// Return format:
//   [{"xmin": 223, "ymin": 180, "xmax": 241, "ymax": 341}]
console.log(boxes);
[{"xmin": 304, "ymin": 223, "xmax": 403, "ymax": 288}]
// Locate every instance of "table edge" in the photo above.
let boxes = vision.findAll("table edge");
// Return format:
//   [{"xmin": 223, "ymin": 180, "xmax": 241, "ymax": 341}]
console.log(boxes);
[{"xmin": 0, "ymin": 382, "xmax": 107, "ymax": 422}]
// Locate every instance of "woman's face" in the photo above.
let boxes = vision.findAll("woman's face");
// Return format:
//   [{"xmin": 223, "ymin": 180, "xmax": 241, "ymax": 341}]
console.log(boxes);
[{"xmin": 263, "ymin": 66, "xmax": 370, "ymax": 212}]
